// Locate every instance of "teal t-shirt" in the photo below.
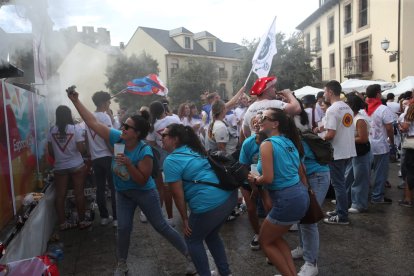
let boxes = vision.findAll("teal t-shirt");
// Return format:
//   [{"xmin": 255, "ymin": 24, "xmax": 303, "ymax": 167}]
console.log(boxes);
[
  {"xmin": 239, "ymin": 134, "xmax": 260, "ymax": 165},
  {"xmin": 163, "ymin": 145, "xmax": 231, "ymax": 214},
  {"xmin": 302, "ymin": 140, "xmax": 330, "ymax": 175},
  {"xmin": 109, "ymin": 129, "xmax": 156, "ymax": 191},
  {"xmin": 257, "ymin": 136, "xmax": 300, "ymax": 190}
]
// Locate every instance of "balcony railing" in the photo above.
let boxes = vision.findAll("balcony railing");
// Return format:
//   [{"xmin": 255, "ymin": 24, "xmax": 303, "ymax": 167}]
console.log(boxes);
[
  {"xmin": 314, "ymin": 67, "xmax": 331, "ymax": 83},
  {"xmin": 343, "ymin": 55, "xmax": 372, "ymax": 78}
]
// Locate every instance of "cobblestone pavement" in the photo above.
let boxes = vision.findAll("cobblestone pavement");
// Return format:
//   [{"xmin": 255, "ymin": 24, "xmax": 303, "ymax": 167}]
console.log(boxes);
[{"xmin": 58, "ymin": 162, "xmax": 414, "ymax": 276}]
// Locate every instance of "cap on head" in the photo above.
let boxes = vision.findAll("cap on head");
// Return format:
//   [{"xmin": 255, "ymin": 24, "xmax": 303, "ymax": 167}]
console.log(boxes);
[{"xmin": 250, "ymin": 76, "xmax": 277, "ymax": 96}]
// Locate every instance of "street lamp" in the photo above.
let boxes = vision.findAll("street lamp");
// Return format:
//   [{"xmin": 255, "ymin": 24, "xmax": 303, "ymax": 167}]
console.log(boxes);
[{"xmin": 380, "ymin": 38, "xmax": 399, "ymax": 58}]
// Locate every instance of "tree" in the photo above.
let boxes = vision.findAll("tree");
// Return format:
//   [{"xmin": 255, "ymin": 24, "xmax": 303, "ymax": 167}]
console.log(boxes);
[
  {"xmin": 234, "ymin": 32, "xmax": 318, "ymax": 92},
  {"xmin": 168, "ymin": 58, "xmax": 219, "ymax": 108},
  {"xmin": 105, "ymin": 52, "xmax": 162, "ymax": 111}
]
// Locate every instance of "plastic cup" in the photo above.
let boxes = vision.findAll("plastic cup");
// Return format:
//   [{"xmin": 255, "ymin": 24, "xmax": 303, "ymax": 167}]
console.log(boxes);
[
  {"xmin": 114, "ymin": 143, "xmax": 125, "ymax": 155},
  {"xmin": 250, "ymin": 164, "xmax": 259, "ymax": 175}
]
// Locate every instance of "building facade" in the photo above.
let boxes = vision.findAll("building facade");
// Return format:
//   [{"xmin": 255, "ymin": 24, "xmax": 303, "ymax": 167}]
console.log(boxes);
[
  {"xmin": 124, "ymin": 27, "xmax": 243, "ymax": 99},
  {"xmin": 297, "ymin": 0, "xmax": 414, "ymax": 83}
]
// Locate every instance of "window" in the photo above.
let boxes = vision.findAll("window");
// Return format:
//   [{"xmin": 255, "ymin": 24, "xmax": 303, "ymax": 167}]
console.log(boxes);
[
  {"xmin": 359, "ymin": 0, "xmax": 368, "ymax": 28},
  {"xmin": 208, "ymin": 41, "xmax": 214, "ymax": 52},
  {"xmin": 305, "ymin": 33, "xmax": 310, "ymax": 52},
  {"xmin": 344, "ymin": 3, "xmax": 352, "ymax": 34},
  {"xmin": 170, "ymin": 59, "xmax": 179, "ymax": 76},
  {"xmin": 358, "ymin": 41, "xmax": 369, "ymax": 72},
  {"xmin": 219, "ymin": 83, "xmax": 227, "ymax": 99},
  {"xmin": 329, "ymin": 53, "xmax": 335, "ymax": 68},
  {"xmin": 184, "ymin": 36, "xmax": 191, "ymax": 49},
  {"xmin": 328, "ymin": 16, "xmax": 334, "ymax": 44},
  {"xmin": 344, "ymin": 46, "xmax": 352, "ymax": 63},
  {"xmin": 316, "ymin": 26, "xmax": 321, "ymax": 50}
]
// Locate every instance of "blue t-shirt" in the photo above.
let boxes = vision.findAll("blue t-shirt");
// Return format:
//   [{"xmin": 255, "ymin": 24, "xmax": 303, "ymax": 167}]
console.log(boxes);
[
  {"xmin": 109, "ymin": 129, "xmax": 156, "ymax": 191},
  {"xmin": 239, "ymin": 134, "xmax": 260, "ymax": 165},
  {"xmin": 257, "ymin": 136, "xmax": 300, "ymax": 190},
  {"xmin": 163, "ymin": 145, "xmax": 232, "ymax": 214},
  {"xmin": 302, "ymin": 140, "xmax": 330, "ymax": 175}
]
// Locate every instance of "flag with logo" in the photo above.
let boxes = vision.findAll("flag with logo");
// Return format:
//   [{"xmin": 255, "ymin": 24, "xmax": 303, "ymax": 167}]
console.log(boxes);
[
  {"xmin": 252, "ymin": 17, "xmax": 277, "ymax": 78},
  {"xmin": 126, "ymin": 74, "xmax": 168, "ymax": 96}
]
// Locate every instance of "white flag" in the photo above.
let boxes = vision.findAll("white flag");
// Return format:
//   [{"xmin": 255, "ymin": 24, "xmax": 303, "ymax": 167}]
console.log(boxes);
[{"xmin": 252, "ymin": 17, "xmax": 277, "ymax": 78}]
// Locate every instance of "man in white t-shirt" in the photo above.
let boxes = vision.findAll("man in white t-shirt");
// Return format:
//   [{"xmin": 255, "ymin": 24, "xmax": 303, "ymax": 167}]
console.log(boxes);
[
  {"xmin": 85, "ymin": 91, "xmax": 117, "ymax": 226},
  {"xmin": 364, "ymin": 85, "xmax": 395, "ymax": 204},
  {"xmin": 242, "ymin": 76, "xmax": 301, "ymax": 137},
  {"xmin": 318, "ymin": 80, "xmax": 356, "ymax": 225}
]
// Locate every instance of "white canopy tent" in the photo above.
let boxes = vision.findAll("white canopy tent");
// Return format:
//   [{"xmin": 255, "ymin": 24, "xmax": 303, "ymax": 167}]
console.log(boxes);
[
  {"xmin": 294, "ymin": 86, "xmax": 323, "ymax": 98},
  {"xmin": 382, "ymin": 76, "xmax": 414, "ymax": 97},
  {"xmin": 341, "ymin": 79, "xmax": 395, "ymax": 93}
]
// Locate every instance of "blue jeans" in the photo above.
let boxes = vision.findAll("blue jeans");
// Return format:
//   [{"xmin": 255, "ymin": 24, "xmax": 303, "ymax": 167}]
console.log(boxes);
[
  {"xmin": 329, "ymin": 158, "xmax": 352, "ymax": 221},
  {"xmin": 186, "ymin": 191, "xmax": 237, "ymax": 276},
  {"xmin": 345, "ymin": 152, "xmax": 371, "ymax": 210},
  {"xmin": 116, "ymin": 189, "xmax": 188, "ymax": 261},
  {"xmin": 298, "ymin": 171, "xmax": 330, "ymax": 264},
  {"xmin": 371, "ymin": 153, "xmax": 390, "ymax": 201},
  {"xmin": 93, "ymin": 156, "xmax": 117, "ymax": 219}
]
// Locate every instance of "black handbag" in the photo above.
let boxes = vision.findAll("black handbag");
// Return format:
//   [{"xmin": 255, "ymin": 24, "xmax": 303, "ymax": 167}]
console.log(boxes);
[
  {"xmin": 355, "ymin": 142, "xmax": 370, "ymax": 156},
  {"xmin": 300, "ymin": 187, "xmax": 324, "ymax": 224}
]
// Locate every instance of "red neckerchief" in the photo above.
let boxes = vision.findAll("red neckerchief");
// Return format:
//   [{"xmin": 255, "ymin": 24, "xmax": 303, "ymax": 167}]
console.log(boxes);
[{"xmin": 365, "ymin": 98, "xmax": 382, "ymax": 116}]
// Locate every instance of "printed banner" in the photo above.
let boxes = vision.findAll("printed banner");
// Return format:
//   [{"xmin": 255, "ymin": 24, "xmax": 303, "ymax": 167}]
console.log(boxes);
[
  {"xmin": 0, "ymin": 80, "xmax": 14, "ymax": 229},
  {"xmin": 4, "ymin": 83, "xmax": 37, "ymax": 211}
]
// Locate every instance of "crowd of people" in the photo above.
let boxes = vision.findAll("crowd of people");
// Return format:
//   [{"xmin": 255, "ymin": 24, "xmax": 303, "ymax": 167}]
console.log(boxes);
[{"xmin": 46, "ymin": 76, "xmax": 414, "ymax": 276}]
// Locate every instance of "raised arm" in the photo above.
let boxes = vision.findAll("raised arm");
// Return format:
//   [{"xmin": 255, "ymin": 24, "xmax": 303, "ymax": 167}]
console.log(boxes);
[
  {"xmin": 277, "ymin": 89, "xmax": 301, "ymax": 115},
  {"xmin": 67, "ymin": 87, "xmax": 111, "ymax": 142},
  {"xmin": 225, "ymin": 86, "xmax": 246, "ymax": 111}
]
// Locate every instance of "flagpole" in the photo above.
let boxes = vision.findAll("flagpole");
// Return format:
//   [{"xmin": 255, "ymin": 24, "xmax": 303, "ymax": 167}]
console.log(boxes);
[
  {"xmin": 243, "ymin": 68, "xmax": 253, "ymax": 87},
  {"xmin": 111, "ymin": 88, "xmax": 127, "ymax": 99}
]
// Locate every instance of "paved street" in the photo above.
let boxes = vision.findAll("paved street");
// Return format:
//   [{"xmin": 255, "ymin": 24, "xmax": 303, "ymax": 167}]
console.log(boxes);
[{"xmin": 58, "ymin": 162, "xmax": 414, "ymax": 276}]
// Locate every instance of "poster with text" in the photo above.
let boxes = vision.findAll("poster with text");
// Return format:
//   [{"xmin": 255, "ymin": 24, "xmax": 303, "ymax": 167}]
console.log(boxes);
[
  {"xmin": 4, "ymin": 83, "xmax": 37, "ymax": 211},
  {"xmin": 0, "ymin": 81, "xmax": 14, "ymax": 229}
]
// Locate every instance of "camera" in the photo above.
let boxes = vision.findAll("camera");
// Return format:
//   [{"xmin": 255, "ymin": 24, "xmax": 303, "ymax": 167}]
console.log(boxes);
[{"xmin": 66, "ymin": 85, "xmax": 77, "ymax": 95}]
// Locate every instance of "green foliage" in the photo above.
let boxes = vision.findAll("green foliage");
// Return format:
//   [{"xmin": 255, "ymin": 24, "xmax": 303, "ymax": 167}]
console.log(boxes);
[
  {"xmin": 105, "ymin": 53, "xmax": 162, "ymax": 111},
  {"xmin": 168, "ymin": 58, "xmax": 219, "ymax": 109},
  {"xmin": 234, "ymin": 32, "xmax": 318, "ymax": 92}
]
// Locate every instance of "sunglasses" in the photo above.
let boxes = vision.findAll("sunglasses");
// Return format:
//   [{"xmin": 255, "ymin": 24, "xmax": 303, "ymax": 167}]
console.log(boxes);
[
  {"xmin": 161, "ymin": 133, "xmax": 169, "ymax": 138},
  {"xmin": 122, "ymin": 123, "xmax": 137, "ymax": 131},
  {"xmin": 259, "ymin": 115, "xmax": 277, "ymax": 123}
]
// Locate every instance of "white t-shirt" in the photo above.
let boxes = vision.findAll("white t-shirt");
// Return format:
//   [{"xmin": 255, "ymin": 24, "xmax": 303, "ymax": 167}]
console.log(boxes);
[
  {"xmin": 362, "ymin": 105, "xmax": 395, "ymax": 155},
  {"xmin": 206, "ymin": 120, "xmax": 238, "ymax": 155},
  {"xmin": 324, "ymin": 101, "xmax": 356, "ymax": 160},
  {"xmin": 234, "ymin": 106, "xmax": 247, "ymax": 136},
  {"xmin": 85, "ymin": 112, "xmax": 113, "ymax": 160},
  {"xmin": 147, "ymin": 115, "xmax": 182, "ymax": 148},
  {"xmin": 387, "ymin": 101, "xmax": 401, "ymax": 115},
  {"xmin": 305, "ymin": 107, "xmax": 322, "ymax": 128},
  {"xmin": 243, "ymin": 99, "xmax": 287, "ymax": 133},
  {"xmin": 48, "ymin": 124, "xmax": 85, "ymax": 170}
]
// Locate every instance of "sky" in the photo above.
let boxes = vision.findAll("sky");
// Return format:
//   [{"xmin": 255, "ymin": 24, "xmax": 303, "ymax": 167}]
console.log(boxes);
[{"xmin": 0, "ymin": 0, "xmax": 319, "ymax": 46}]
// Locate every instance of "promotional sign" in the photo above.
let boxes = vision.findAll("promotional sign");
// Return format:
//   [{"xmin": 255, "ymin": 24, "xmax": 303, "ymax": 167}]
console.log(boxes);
[
  {"xmin": 0, "ymin": 80, "xmax": 14, "ymax": 229},
  {"xmin": 4, "ymin": 83, "xmax": 37, "ymax": 211}
]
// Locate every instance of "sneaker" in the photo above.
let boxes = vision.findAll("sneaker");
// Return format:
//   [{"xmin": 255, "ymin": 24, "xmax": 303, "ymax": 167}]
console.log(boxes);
[
  {"xmin": 112, "ymin": 220, "xmax": 118, "ymax": 227},
  {"xmin": 291, "ymin": 246, "xmax": 304, "ymax": 259},
  {"xmin": 114, "ymin": 261, "xmax": 128, "ymax": 276},
  {"xmin": 348, "ymin": 207, "xmax": 361, "ymax": 214},
  {"xmin": 226, "ymin": 214, "xmax": 237, "ymax": 222},
  {"xmin": 298, "ymin": 262, "xmax": 318, "ymax": 276},
  {"xmin": 398, "ymin": 200, "xmax": 413, "ymax": 208},
  {"xmin": 266, "ymin": 257, "xmax": 272, "ymax": 265},
  {"xmin": 371, "ymin": 197, "xmax": 393, "ymax": 204},
  {"xmin": 185, "ymin": 260, "xmax": 197, "ymax": 275},
  {"xmin": 289, "ymin": 224, "xmax": 298, "ymax": 232},
  {"xmin": 325, "ymin": 210, "xmax": 337, "ymax": 217},
  {"xmin": 167, "ymin": 218, "xmax": 175, "ymax": 227},
  {"xmin": 250, "ymin": 234, "xmax": 260, "ymax": 250},
  {"xmin": 100, "ymin": 215, "xmax": 113, "ymax": 226},
  {"xmin": 323, "ymin": 215, "xmax": 349, "ymax": 225},
  {"xmin": 398, "ymin": 183, "xmax": 405, "ymax": 189},
  {"xmin": 330, "ymin": 199, "xmax": 336, "ymax": 204},
  {"xmin": 139, "ymin": 211, "xmax": 147, "ymax": 223}
]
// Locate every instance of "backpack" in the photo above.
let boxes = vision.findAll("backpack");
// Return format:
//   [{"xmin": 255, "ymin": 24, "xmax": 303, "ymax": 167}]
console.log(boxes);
[
  {"xmin": 300, "ymin": 130, "xmax": 334, "ymax": 165},
  {"xmin": 175, "ymin": 151, "xmax": 248, "ymax": 191}
]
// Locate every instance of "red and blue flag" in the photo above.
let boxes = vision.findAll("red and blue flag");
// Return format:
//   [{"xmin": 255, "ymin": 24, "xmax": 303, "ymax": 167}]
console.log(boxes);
[{"xmin": 126, "ymin": 74, "xmax": 168, "ymax": 96}]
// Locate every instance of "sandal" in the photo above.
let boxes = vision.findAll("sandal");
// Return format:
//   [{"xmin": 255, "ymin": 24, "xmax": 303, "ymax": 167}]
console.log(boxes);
[
  {"xmin": 59, "ymin": 221, "xmax": 77, "ymax": 231},
  {"xmin": 79, "ymin": 220, "xmax": 92, "ymax": 229}
]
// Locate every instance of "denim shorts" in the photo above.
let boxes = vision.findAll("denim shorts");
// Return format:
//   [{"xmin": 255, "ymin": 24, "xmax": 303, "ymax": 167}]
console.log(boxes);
[{"xmin": 267, "ymin": 183, "xmax": 309, "ymax": 226}]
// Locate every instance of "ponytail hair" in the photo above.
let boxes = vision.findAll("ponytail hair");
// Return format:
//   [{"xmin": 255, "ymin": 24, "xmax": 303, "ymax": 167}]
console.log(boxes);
[
  {"xmin": 405, "ymin": 104, "xmax": 414, "ymax": 122},
  {"xmin": 167, "ymin": 124, "xmax": 207, "ymax": 156},
  {"xmin": 266, "ymin": 108, "xmax": 304, "ymax": 157}
]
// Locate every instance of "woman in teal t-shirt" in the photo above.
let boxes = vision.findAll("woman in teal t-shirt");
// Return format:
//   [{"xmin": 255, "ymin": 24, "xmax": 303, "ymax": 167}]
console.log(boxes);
[
  {"xmin": 163, "ymin": 123, "xmax": 237, "ymax": 276},
  {"xmin": 248, "ymin": 107, "xmax": 309, "ymax": 276}
]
